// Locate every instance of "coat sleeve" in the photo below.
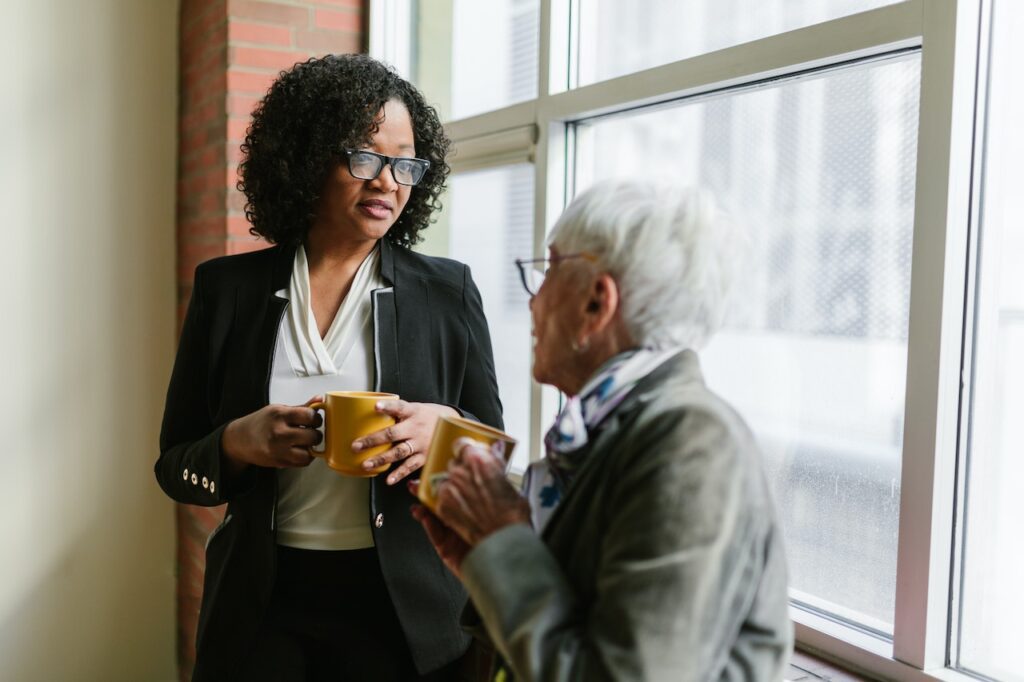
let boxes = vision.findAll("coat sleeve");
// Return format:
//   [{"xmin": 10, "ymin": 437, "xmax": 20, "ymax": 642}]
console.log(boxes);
[
  {"xmin": 455, "ymin": 264, "xmax": 504, "ymax": 430},
  {"xmin": 155, "ymin": 263, "xmax": 255, "ymax": 506},
  {"xmin": 459, "ymin": 411, "xmax": 788, "ymax": 682}
]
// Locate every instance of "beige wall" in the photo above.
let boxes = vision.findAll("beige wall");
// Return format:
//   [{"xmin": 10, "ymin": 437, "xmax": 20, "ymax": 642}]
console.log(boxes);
[{"xmin": 0, "ymin": 1, "xmax": 179, "ymax": 680}]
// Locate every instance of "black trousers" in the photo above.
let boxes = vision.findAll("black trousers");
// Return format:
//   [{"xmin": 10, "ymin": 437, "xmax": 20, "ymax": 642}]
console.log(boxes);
[{"xmin": 238, "ymin": 545, "xmax": 463, "ymax": 681}]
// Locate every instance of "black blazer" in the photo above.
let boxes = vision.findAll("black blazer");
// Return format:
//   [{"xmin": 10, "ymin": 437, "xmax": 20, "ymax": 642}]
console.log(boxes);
[{"xmin": 156, "ymin": 239, "xmax": 503, "ymax": 679}]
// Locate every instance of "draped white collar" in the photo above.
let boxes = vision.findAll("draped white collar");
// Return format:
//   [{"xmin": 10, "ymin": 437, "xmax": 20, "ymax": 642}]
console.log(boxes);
[{"xmin": 284, "ymin": 243, "xmax": 382, "ymax": 376}]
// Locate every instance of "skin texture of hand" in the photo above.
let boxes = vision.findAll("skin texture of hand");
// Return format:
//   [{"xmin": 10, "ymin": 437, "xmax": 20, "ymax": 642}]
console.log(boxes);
[
  {"xmin": 220, "ymin": 395, "xmax": 324, "ymax": 474},
  {"xmin": 353, "ymin": 400, "xmax": 459, "ymax": 485},
  {"xmin": 408, "ymin": 480, "xmax": 470, "ymax": 579},
  {"xmin": 434, "ymin": 438, "xmax": 532, "ymax": 546}
]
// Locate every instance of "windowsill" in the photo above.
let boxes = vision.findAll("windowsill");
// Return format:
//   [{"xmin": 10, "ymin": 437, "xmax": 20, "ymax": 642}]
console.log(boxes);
[
  {"xmin": 792, "ymin": 611, "xmax": 986, "ymax": 682},
  {"xmin": 790, "ymin": 649, "xmax": 872, "ymax": 681}
]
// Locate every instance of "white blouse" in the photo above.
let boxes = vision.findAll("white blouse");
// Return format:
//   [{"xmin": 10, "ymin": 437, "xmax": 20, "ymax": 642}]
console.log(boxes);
[{"xmin": 271, "ymin": 244, "xmax": 385, "ymax": 551}]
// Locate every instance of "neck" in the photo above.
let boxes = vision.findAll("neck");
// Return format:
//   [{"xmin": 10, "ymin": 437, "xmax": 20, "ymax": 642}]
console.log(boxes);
[
  {"xmin": 562, "ymin": 327, "xmax": 636, "ymax": 396},
  {"xmin": 304, "ymin": 224, "xmax": 378, "ymax": 274}
]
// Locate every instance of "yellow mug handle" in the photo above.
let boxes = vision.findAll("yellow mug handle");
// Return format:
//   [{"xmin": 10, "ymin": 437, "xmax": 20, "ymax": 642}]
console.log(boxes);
[{"xmin": 309, "ymin": 401, "xmax": 327, "ymax": 455}]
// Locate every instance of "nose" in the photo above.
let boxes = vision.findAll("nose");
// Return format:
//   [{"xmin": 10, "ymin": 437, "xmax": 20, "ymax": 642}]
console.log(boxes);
[{"xmin": 368, "ymin": 162, "xmax": 399, "ymax": 192}]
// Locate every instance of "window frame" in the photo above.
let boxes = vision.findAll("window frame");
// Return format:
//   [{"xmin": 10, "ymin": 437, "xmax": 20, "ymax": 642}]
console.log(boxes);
[{"xmin": 369, "ymin": 1, "xmax": 989, "ymax": 678}]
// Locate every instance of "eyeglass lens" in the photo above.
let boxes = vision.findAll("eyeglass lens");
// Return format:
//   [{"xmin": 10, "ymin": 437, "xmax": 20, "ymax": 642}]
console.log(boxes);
[{"xmin": 349, "ymin": 151, "xmax": 427, "ymax": 186}]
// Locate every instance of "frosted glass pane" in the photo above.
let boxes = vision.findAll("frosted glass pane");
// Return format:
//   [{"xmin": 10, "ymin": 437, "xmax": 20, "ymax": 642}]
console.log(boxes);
[
  {"xmin": 576, "ymin": 0, "xmax": 902, "ymax": 86},
  {"xmin": 574, "ymin": 55, "xmax": 921, "ymax": 632},
  {"xmin": 957, "ymin": 1, "xmax": 1024, "ymax": 678},
  {"xmin": 411, "ymin": 0, "xmax": 539, "ymax": 121},
  {"xmin": 445, "ymin": 165, "xmax": 534, "ymax": 472}
]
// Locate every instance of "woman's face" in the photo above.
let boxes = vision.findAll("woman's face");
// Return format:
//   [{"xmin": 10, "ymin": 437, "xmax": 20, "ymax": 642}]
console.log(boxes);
[
  {"xmin": 313, "ymin": 99, "xmax": 416, "ymax": 243},
  {"xmin": 529, "ymin": 247, "xmax": 591, "ymax": 393}
]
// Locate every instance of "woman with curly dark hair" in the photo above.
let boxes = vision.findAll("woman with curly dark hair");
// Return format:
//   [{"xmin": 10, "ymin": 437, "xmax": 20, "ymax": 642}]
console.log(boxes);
[{"xmin": 156, "ymin": 54, "xmax": 502, "ymax": 681}]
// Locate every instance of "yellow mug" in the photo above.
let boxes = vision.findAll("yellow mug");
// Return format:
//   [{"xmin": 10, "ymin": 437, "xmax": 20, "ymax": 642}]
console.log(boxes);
[
  {"xmin": 309, "ymin": 391, "xmax": 398, "ymax": 477},
  {"xmin": 418, "ymin": 414, "xmax": 517, "ymax": 512}
]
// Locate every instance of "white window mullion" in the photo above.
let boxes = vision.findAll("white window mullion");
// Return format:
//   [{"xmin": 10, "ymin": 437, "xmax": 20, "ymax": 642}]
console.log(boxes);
[
  {"xmin": 526, "ymin": 0, "xmax": 562, "ymax": 463},
  {"xmin": 538, "ymin": 0, "xmax": 923, "ymax": 124},
  {"xmin": 368, "ymin": 0, "xmax": 413, "ymax": 77},
  {"xmin": 894, "ymin": 0, "xmax": 984, "ymax": 670}
]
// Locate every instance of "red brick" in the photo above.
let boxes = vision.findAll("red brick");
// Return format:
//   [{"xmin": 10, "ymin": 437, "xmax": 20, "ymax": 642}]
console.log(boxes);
[
  {"xmin": 226, "ymin": 116, "xmax": 251, "ymax": 142},
  {"xmin": 187, "ymin": 70, "xmax": 229, "ymax": 107},
  {"xmin": 294, "ymin": 28, "xmax": 360, "ymax": 53},
  {"xmin": 198, "ymin": 189, "xmax": 225, "ymax": 214},
  {"xmin": 182, "ymin": 0, "xmax": 226, "ymax": 45},
  {"xmin": 228, "ymin": 20, "xmax": 292, "ymax": 46},
  {"xmin": 179, "ymin": 128, "xmax": 215, "ymax": 157},
  {"xmin": 181, "ymin": 97, "xmax": 217, "ymax": 126},
  {"xmin": 228, "ymin": 190, "xmax": 248, "ymax": 212},
  {"xmin": 181, "ymin": 146, "xmax": 220, "ymax": 176},
  {"xmin": 228, "ymin": 215, "xmax": 254, "ymax": 236},
  {"xmin": 228, "ymin": 237, "xmax": 271, "ymax": 254},
  {"xmin": 179, "ymin": 120, "xmax": 227, "ymax": 155},
  {"xmin": 314, "ymin": 7, "xmax": 360, "ymax": 32},
  {"xmin": 227, "ymin": 145, "xmax": 245, "ymax": 166},
  {"xmin": 229, "ymin": 0, "xmax": 310, "ymax": 26},
  {"xmin": 182, "ymin": 0, "xmax": 225, "ymax": 34},
  {"xmin": 230, "ymin": 46, "xmax": 306, "ymax": 70},
  {"xmin": 180, "ymin": 168, "xmax": 228, "ymax": 196},
  {"xmin": 226, "ymin": 68, "xmax": 277, "ymax": 95},
  {"xmin": 227, "ymin": 93, "xmax": 261, "ymax": 117},
  {"xmin": 310, "ymin": 0, "xmax": 363, "ymax": 7},
  {"xmin": 183, "ymin": 40, "xmax": 227, "ymax": 77},
  {"xmin": 180, "ymin": 216, "xmax": 226, "ymax": 239}
]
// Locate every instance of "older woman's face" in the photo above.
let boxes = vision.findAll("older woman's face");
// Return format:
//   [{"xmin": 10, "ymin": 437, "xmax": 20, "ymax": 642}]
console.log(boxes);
[
  {"xmin": 529, "ymin": 247, "xmax": 591, "ymax": 393},
  {"xmin": 314, "ymin": 99, "xmax": 415, "ymax": 243}
]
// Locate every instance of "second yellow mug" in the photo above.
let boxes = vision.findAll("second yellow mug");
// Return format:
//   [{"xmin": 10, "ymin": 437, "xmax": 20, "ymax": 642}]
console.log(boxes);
[
  {"xmin": 309, "ymin": 391, "xmax": 398, "ymax": 476},
  {"xmin": 418, "ymin": 414, "xmax": 517, "ymax": 512}
]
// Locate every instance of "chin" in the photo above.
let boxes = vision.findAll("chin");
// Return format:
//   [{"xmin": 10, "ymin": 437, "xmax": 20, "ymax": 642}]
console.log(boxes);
[
  {"xmin": 355, "ymin": 221, "xmax": 394, "ymax": 242},
  {"xmin": 531, "ymin": 356, "xmax": 550, "ymax": 387}
]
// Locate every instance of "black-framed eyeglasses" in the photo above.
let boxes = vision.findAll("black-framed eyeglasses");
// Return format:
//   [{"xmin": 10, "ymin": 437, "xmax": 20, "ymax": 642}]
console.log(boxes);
[
  {"xmin": 344, "ymin": 149, "xmax": 430, "ymax": 186},
  {"xmin": 514, "ymin": 252, "xmax": 597, "ymax": 297}
]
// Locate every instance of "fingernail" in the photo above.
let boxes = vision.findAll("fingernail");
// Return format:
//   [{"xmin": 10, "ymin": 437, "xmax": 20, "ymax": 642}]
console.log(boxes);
[
  {"xmin": 376, "ymin": 401, "xmax": 384, "ymax": 410},
  {"xmin": 363, "ymin": 459, "xmax": 375, "ymax": 469},
  {"xmin": 351, "ymin": 441, "xmax": 362, "ymax": 452}
]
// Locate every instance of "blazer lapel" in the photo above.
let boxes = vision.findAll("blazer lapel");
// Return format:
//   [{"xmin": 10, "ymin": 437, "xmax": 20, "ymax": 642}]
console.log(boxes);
[
  {"xmin": 257, "ymin": 244, "xmax": 295, "ymax": 401},
  {"xmin": 372, "ymin": 239, "xmax": 400, "ymax": 393}
]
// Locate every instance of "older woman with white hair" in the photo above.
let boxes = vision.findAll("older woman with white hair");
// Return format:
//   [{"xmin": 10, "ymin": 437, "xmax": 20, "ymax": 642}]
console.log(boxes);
[{"xmin": 412, "ymin": 180, "xmax": 792, "ymax": 681}]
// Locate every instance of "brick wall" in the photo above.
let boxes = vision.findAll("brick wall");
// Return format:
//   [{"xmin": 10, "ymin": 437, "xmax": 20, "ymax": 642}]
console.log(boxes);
[{"xmin": 175, "ymin": 1, "xmax": 364, "ymax": 678}]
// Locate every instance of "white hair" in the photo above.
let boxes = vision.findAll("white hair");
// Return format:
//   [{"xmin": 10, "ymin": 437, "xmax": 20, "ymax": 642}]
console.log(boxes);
[{"xmin": 549, "ymin": 180, "xmax": 745, "ymax": 350}]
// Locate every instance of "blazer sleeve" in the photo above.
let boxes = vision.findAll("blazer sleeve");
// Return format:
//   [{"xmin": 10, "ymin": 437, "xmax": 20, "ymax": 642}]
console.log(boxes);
[
  {"xmin": 458, "ymin": 411, "xmax": 787, "ymax": 682},
  {"xmin": 155, "ymin": 264, "xmax": 254, "ymax": 506},
  {"xmin": 456, "ymin": 264, "xmax": 504, "ymax": 430}
]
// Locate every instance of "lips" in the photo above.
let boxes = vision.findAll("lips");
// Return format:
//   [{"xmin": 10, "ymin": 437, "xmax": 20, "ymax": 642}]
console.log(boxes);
[{"xmin": 358, "ymin": 199, "xmax": 393, "ymax": 220}]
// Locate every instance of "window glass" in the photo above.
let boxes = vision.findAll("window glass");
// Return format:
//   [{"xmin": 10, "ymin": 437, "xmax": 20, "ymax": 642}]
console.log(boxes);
[
  {"xmin": 957, "ymin": 1, "xmax": 1024, "ymax": 677},
  {"xmin": 573, "ymin": 54, "xmax": 921, "ymax": 632},
  {"xmin": 418, "ymin": 165, "xmax": 535, "ymax": 472},
  {"xmin": 575, "ymin": 0, "xmax": 902, "ymax": 87},
  {"xmin": 409, "ymin": 0, "xmax": 539, "ymax": 121}
]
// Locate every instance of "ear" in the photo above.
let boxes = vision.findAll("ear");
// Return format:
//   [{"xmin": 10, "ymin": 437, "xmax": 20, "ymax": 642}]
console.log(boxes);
[{"xmin": 580, "ymin": 273, "xmax": 620, "ymax": 337}]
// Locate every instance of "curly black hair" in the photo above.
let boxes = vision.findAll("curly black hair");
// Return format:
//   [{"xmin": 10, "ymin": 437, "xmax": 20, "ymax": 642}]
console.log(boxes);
[{"xmin": 237, "ymin": 54, "xmax": 451, "ymax": 247}]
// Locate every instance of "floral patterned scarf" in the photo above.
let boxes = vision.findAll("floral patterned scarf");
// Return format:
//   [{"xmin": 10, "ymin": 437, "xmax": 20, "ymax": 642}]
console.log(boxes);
[{"xmin": 523, "ymin": 347, "xmax": 682, "ymax": 530}]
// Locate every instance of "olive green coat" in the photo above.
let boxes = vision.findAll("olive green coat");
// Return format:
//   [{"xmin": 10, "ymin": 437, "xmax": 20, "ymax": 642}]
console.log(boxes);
[{"xmin": 462, "ymin": 350, "xmax": 792, "ymax": 681}]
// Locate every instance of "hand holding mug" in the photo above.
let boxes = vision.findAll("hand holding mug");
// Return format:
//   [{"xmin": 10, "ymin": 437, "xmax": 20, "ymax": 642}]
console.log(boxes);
[
  {"xmin": 409, "ymin": 479, "xmax": 471, "ymax": 579},
  {"xmin": 221, "ymin": 395, "xmax": 324, "ymax": 474},
  {"xmin": 432, "ymin": 438, "xmax": 530, "ymax": 547},
  {"xmin": 352, "ymin": 400, "xmax": 460, "ymax": 485}
]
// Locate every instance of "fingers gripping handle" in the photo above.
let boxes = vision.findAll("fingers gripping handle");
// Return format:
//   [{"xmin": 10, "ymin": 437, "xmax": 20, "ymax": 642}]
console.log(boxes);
[{"xmin": 309, "ymin": 402, "xmax": 327, "ymax": 455}]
